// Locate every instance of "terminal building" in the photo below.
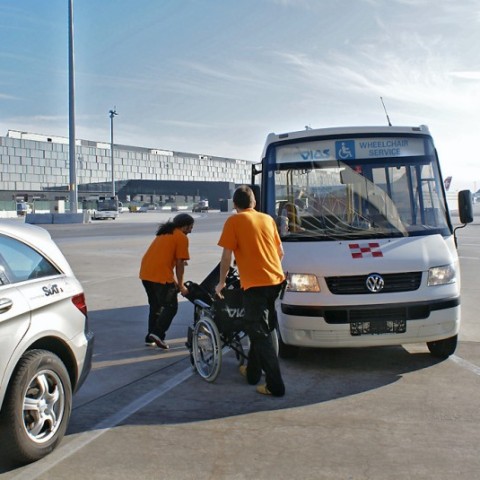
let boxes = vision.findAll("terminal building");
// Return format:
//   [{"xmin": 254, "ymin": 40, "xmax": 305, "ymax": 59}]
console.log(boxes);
[{"xmin": 0, "ymin": 130, "xmax": 253, "ymax": 210}]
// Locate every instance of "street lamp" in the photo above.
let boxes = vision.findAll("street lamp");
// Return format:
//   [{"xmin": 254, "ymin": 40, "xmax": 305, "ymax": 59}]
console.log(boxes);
[
  {"xmin": 109, "ymin": 108, "xmax": 118, "ymax": 197},
  {"xmin": 68, "ymin": 0, "xmax": 78, "ymax": 212}
]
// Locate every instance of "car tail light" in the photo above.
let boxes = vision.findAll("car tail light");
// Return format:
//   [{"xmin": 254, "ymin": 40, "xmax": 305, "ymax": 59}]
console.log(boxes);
[{"xmin": 72, "ymin": 293, "xmax": 88, "ymax": 316}]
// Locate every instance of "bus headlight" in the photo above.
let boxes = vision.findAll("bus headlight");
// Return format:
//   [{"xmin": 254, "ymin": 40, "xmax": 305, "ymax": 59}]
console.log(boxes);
[
  {"xmin": 428, "ymin": 264, "xmax": 456, "ymax": 286},
  {"xmin": 287, "ymin": 273, "xmax": 320, "ymax": 292}
]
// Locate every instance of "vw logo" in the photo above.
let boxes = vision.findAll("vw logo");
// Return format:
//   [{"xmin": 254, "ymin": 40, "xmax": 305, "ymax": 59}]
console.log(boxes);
[{"xmin": 366, "ymin": 273, "xmax": 384, "ymax": 293}]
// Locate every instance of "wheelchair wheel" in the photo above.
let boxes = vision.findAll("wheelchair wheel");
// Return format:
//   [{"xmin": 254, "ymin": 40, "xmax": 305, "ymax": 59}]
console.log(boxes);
[
  {"xmin": 230, "ymin": 334, "xmax": 246, "ymax": 366},
  {"xmin": 192, "ymin": 315, "xmax": 222, "ymax": 382}
]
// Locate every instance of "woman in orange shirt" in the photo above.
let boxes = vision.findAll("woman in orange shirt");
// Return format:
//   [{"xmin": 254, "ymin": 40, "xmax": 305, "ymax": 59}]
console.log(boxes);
[{"xmin": 140, "ymin": 213, "xmax": 194, "ymax": 349}]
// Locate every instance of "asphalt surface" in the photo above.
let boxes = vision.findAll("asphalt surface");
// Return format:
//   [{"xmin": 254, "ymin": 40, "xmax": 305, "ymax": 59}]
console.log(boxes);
[{"xmin": 1, "ymin": 208, "xmax": 480, "ymax": 479}]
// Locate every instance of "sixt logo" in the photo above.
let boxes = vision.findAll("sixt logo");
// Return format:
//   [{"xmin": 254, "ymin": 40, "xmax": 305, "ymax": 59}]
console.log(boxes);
[
  {"xmin": 300, "ymin": 149, "xmax": 330, "ymax": 160},
  {"xmin": 42, "ymin": 283, "xmax": 63, "ymax": 296}
]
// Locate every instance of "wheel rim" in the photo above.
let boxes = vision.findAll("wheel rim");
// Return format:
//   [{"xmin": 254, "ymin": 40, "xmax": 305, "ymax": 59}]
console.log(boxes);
[
  {"xmin": 22, "ymin": 369, "xmax": 65, "ymax": 444},
  {"xmin": 193, "ymin": 318, "xmax": 221, "ymax": 381}
]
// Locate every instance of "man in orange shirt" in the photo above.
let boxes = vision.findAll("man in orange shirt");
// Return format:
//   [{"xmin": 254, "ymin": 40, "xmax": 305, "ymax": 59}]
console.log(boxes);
[
  {"xmin": 215, "ymin": 186, "xmax": 286, "ymax": 396},
  {"xmin": 140, "ymin": 213, "xmax": 194, "ymax": 349}
]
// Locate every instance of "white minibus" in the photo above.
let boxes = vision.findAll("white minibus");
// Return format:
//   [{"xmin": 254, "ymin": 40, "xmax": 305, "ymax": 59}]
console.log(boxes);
[{"xmin": 252, "ymin": 125, "xmax": 473, "ymax": 358}]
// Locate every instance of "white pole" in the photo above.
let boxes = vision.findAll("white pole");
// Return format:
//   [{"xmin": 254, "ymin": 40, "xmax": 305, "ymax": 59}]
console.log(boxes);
[
  {"xmin": 109, "ymin": 108, "xmax": 118, "ymax": 197},
  {"xmin": 68, "ymin": 0, "xmax": 78, "ymax": 212}
]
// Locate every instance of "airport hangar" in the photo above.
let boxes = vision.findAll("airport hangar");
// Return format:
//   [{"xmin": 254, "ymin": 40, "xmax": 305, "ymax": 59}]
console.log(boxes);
[{"xmin": 0, "ymin": 130, "xmax": 253, "ymax": 210}]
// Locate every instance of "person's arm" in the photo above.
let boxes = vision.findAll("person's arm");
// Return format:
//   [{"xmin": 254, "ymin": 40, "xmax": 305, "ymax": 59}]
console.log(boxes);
[
  {"xmin": 215, "ymin": 248, "xmax": 233, "ymax": 298},
  {"xmin": 175, "ymin": 258, "xmax": 188, "ymax": 296},
  {"xmin": 277, "ymin": 242, "xmax": 284, "ymax": 261}
]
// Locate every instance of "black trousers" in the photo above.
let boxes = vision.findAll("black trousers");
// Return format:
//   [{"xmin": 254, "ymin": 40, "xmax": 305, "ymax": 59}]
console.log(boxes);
[
  {"xmin": 243, "ymin": 283, "xmax": 285, "ymax": 397},
  {"xmin": 142, "ymin": 280, "xmax": 178, "ymax": 340}
]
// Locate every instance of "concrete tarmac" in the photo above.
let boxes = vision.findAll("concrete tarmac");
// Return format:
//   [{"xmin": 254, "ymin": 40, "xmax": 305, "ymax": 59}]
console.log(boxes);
[{"xmin": 2, "ymin": 208, "xmax": 480, "ymax": 479}]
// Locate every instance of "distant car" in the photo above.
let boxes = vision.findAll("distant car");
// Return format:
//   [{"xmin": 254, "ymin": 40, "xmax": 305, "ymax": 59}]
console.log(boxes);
[
  {"xmin": 138, "ymin": 204, "xmax": 158, "ymax": 212},
  {"xmin": 0, "ymin": 221, "xmax": 94, "ymax": 464},
  {"xmin": 117, "ymin": 202, "xmax": 129, "ymax": 213},
  {"xmin": 16, "ymin": 202, "xmax": 32, "ymax": 216},
  {"xmin": 192, "ymin": 200, "xmax": 209, "ymax": 213}
]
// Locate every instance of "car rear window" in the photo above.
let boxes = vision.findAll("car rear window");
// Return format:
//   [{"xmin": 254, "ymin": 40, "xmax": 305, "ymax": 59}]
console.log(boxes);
[{"xmin": 0, "ymin": 234, "xmax": 60, "ymax": 284}]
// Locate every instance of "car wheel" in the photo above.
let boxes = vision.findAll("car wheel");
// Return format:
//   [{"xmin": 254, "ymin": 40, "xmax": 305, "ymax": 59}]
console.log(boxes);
[
  {"xmin": 427, "ymin": 334, "xmax": 457, "ymax": 358},
  {"xmin": 0, "ymin": 349, "xmax": 72, "ymax": 464}
]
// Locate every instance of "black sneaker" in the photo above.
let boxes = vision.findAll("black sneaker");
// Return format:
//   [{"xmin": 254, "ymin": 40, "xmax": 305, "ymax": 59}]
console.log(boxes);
[
  {"xmin": 148, "ymin": 334, "xmax": 169, "ymax": 350},
  {"xmin": 145, "ymin": 334, "xmax": 156, "ymax": 347}
]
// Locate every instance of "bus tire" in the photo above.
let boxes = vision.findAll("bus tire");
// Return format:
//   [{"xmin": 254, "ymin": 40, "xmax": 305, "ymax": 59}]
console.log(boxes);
[
  {"xmin": 277, "ymin": 329, "xmax": 299, "ymax": 359},
  {"xmin": 427, "ymin": 334, "xmax": 457, "ymax": 358}
]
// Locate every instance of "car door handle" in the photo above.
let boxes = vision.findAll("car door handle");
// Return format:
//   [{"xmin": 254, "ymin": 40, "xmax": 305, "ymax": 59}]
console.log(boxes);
[{"xmin": 0, "ymin": 298, "xmax": 13, "ymax": 313}]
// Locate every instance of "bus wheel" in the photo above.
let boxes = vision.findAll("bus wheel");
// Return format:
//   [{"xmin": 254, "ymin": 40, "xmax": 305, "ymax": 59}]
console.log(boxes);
[
  {"xmin": 427, "ymin": 335, "xmax": 457, "ymax": 358},
  {"xmin": 277, "ymin": 330, "xmax": 299, "ymax": 359}
]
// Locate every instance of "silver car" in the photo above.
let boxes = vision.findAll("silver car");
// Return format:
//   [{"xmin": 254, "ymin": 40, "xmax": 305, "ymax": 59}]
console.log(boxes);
[{"xmin": 0, "ymin": 221, "xmax": 94, "ymax": 464}]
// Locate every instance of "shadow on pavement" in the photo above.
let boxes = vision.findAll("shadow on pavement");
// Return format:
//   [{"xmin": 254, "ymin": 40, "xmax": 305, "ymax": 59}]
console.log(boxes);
[{"xmin": 64, "ymin": 303, "xmax": 443, "ymax": 430}]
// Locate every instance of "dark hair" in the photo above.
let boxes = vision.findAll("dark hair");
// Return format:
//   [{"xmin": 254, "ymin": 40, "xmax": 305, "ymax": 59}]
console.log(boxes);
[
  {"xmin": 233, "ymin": 185, "xmax": 255, "ymax": 209},
  {"xmin": 156, "ymin": 213, "xmax": 194, "ymax": 236}
]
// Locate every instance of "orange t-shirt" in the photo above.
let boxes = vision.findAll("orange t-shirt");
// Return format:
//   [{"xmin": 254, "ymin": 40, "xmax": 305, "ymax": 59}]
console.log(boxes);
[
  {"xmin": 139, "ymin": 228, "xmax": 190, "ymax": 283},
  {"xmin": 218, "ymin": 208, "xmax": 284, "ymax": 290}
]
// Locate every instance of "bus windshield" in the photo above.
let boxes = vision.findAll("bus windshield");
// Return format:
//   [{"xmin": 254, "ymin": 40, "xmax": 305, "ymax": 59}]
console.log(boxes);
[
  {"xmin": 97, "ymin": 198, "xmax": 118, "ymax": 211},
  {"xmin": 264, "ymin": 134, "xmax": 451, "ymax": 241}
]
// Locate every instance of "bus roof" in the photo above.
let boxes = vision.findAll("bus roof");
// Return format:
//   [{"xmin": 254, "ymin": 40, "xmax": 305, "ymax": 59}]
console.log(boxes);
[{"xmin": 262, "ymin": 125, "xmax": 431, "ymax": 158}]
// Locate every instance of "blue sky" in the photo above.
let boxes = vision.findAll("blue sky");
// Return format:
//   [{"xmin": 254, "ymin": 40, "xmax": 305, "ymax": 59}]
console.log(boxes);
[{"xmin": 1, "ymin": 0, "xmax": 479, "ymax": 190}]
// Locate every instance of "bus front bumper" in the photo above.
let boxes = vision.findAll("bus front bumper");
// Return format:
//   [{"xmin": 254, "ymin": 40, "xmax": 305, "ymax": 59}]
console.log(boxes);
[{"xmin": 278, "ymin": 298, "xmax": 460, "ymax": 348}]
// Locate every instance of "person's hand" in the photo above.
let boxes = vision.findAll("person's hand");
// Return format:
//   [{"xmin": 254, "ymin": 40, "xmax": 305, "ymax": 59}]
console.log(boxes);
[
  {"xmin": 215, "ymin": 282, "xmax": 225, "ymax": 299},
  {"xmin": 179, "ymin": 284, "xmax": 189, "ymax": 296}
]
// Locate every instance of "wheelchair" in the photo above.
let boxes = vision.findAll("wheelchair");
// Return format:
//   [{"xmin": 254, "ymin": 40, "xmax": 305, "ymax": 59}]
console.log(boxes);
[{"xmin": 185, "ymin": 265, "xmax": 279, "ymax": 383}]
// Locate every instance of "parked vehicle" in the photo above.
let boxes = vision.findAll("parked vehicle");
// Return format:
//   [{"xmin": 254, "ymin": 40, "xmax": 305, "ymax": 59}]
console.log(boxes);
[
  {"xmin": 83, "ymin": 196, "xmax": 119, "ymax": 220},
  {"xmin": 0, "ymin": 221, "xmax": 94, "ymax": 464},
  {"xmin": 118, "ymin": 202, "xmax": 129, "ymax": 213},
  {"xmin": 252, "ymin": 125, "xmax": 473, "ymax": 359},
  {"xmin": 138, "ymin": 203, "xmax": 157, "ymax": 212},
  {"xmin": 192, "ymin": 200, "xmax": 209, "ymax": 212},
  {"xmin": 16, "ymin": 202, "xmax": 32, "ymax": 216}
]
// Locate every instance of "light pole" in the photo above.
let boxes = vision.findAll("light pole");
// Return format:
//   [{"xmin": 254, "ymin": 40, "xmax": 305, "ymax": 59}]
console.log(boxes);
[
  {"xmin": 109, "ymin": 108, "xmax": 118, "ymax": 197},
  {"xmin": 68, "ymin": 0, "xmax": 78, "ymax": 212}
]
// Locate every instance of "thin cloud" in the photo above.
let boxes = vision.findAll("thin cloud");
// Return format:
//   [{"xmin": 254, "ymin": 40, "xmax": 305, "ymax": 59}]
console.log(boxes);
[
  {"xmin": 0, "ymin": 93, "xmax": 18, "ymax": 100},
  {"xmin": 176, "ymin": 59, "xmax": 269, "ymax": 87},
  {"xmin": 274, "ymin": 38, "xmax": 478, "ymax": 114},
  {"xmin": 449, "ymin": 71, "xmax": 480, "ymax": 80}
]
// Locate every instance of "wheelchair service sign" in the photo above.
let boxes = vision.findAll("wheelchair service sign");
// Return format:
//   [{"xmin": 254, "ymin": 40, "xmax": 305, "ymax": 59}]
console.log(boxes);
[
  {"xmin": 335, "ymin": 137, "xmax": 426, "ymax": 160},
  {"xmin": 336, "ymin": 140, "xmax": 355, "ymax": 160},
  {"xmin": 276, "ymin": 137, "xmax": 426, "ymax": 164}
]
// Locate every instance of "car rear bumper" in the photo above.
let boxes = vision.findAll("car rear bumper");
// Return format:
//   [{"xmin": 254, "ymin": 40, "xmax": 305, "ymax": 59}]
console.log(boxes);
[{"xmin": 75, "ymin": 329, "xmax": 94, "ymax": 392}]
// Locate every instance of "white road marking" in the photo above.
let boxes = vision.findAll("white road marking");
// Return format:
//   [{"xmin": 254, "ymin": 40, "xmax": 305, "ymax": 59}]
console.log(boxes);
[
  {"xmin": 10, "ymin": 367, "xmax": 194, "ymax": 480},
  {"xmin": 450, "ymin": 354, "xmax": 480, "ymax": 376}
]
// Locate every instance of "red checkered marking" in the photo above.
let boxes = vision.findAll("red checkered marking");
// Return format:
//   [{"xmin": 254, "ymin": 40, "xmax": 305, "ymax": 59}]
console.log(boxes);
[{"xmin": 349, "ymin": 242, "xmax": 383, "ymax": 259}]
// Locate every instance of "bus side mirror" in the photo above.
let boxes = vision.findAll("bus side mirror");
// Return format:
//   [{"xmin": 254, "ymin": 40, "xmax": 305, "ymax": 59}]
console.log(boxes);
[{"xmin": 458, "ymin": 190, "xmax": 473, "ymax": 224}]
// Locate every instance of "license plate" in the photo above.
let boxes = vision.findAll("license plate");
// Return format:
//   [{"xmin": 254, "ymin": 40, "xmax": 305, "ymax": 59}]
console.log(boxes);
[{"xmin": 350, "ymin": 319, "xmax": 406, "ymax": 336}]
